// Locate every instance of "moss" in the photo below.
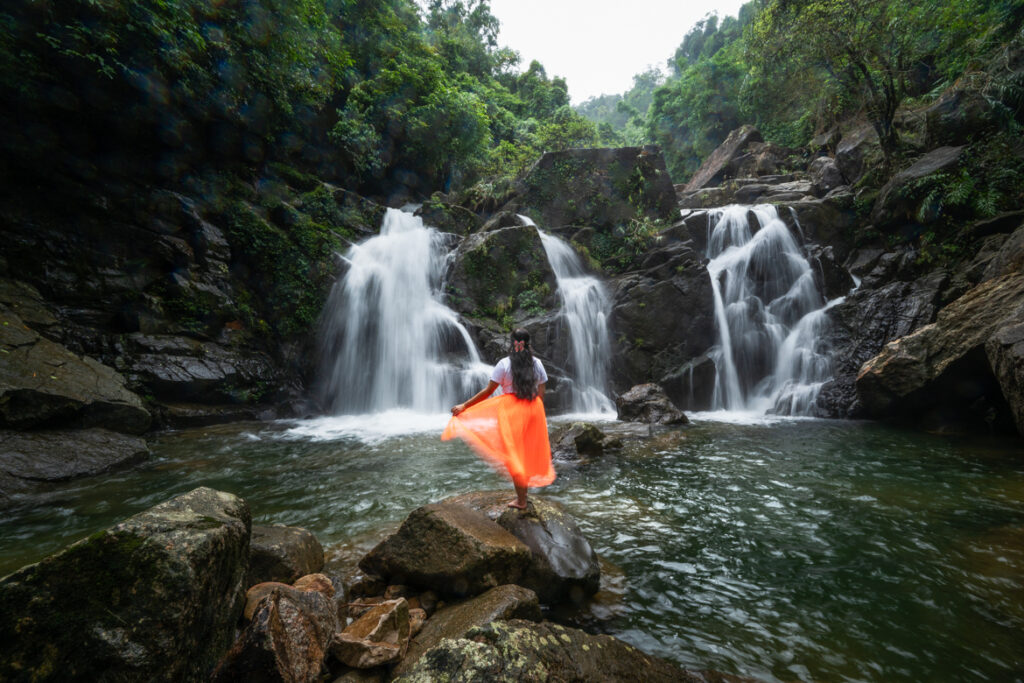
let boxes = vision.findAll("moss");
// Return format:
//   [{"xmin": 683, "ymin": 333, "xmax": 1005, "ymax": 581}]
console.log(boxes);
[{"xmin": 267, "ymin": 162, "xmax": 321, "ymax": 192}]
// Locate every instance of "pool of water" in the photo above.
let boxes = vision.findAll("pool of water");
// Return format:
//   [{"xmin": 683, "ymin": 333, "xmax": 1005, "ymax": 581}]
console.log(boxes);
[{"xmin": 2, "ymin": 414, "xmax": 1023, "ymax": 682}]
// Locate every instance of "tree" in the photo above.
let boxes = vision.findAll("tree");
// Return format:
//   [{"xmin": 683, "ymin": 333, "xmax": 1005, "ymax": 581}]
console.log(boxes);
[{"xmin": 748, "ymin": 0, "xmax": 943, "ymax": 165}]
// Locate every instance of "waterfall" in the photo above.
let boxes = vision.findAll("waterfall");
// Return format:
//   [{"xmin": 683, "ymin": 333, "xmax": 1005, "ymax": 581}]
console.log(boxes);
[
  {"xmin": 705, "ymin": 205, "xmax": 834, "ymax": 415},
  {"xmin": 536, "ymin": 229, "xmax": 616, "ymax": 414},
  {"xmin": 318, "ymin": 208, "xmax": 490, "ymax": 414}
]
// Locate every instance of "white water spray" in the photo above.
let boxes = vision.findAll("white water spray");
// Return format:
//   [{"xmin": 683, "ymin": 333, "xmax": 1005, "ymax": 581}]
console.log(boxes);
[
  {"xmin": 318, "ymin": 208, "xmax": 490, "ymax": 414},
  {"xmin": 537, "ymin": 229, "xmax": 616, "ymax": 414},
  {"xmin": 705, "ymin": 205, "xmax": 835, "ymax": 415}
]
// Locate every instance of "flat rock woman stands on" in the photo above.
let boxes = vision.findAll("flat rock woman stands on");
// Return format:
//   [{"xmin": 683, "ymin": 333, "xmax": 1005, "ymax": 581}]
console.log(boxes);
[{"xmin": 443, "ymin": 328, "xmax": 555, "ymax": 509}]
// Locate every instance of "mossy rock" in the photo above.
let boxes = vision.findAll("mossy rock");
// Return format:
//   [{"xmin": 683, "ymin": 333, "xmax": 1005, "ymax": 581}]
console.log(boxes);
[
  {"xmin": 0, "ymin": 487, "xmax": 251, "ymax": 682},
  {"xmin": 446, "ymin": 225, "xmax": 558, "ymax": 328},
  {"xmin": 510, "ymin": 147, "xmax": 678, "ymax": 232},
  {"xmin": 415, "ymin": 194, "xmax": 483, "ymax": 235}
]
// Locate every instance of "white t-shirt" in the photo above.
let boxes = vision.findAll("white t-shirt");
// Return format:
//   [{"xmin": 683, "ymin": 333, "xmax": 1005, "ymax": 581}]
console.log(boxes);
[{"xmin": 491, "ymin": 356, "xmax": 548, "ymax": 396}]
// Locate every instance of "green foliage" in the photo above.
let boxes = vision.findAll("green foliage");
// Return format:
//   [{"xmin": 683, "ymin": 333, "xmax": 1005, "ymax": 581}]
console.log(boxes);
[
  {"xmin": 576, "ymin": 67, "xmax": 665, "ymax": 145},
  {"xmin": 591, "ymin": 216, "xmax": 665, "ymax": 274}
]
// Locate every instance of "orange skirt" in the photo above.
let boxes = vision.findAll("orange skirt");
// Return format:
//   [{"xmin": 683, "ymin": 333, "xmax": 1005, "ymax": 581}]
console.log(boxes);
[{"xmin": 442, "ymin": 393, "xmax": 555, "ymax": 488}]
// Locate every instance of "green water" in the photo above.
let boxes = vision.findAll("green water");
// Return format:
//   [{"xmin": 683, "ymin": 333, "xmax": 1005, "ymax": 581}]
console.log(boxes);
[{"xmin": 2, "ymin": 414, "xmax": 1023, "ymax": 682}]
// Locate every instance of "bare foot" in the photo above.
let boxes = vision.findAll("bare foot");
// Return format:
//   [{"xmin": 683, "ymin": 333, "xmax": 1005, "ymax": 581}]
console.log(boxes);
[{"xmin": 507, "ymin": 500, "xmax": 527, "ymax": 509}]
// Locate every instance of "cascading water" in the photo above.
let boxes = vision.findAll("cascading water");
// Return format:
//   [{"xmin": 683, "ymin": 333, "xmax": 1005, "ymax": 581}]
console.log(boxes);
[
  {"xmin": 318, "ymin": 208, "xmax": 490, "ymax": 414},
  {"xmin": 705, "ymin": 204, "xmax": 836, "ymax": 415},
  {"xmin": 537, "ymin": 229, "xmax": 616, "ymax": 414}
]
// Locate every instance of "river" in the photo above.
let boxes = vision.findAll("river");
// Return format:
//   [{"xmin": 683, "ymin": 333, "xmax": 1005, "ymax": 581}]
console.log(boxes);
[{"xmin": 2, "ymin": 413, "xmax": 1022, "ymax": 682}]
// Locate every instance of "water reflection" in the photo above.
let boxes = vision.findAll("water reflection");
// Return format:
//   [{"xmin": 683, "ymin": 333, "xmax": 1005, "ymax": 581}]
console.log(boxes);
[{"xmin": 1, "ymin": 417, "xmax": 1023, "ymax": 682}]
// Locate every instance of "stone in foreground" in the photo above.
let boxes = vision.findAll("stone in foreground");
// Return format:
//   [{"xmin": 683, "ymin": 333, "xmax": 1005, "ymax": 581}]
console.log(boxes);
[
  {"xmin": 0, "ymin": 487, "xmax": 250, "ymax": 682},
  {"xmin": 616, "ymin": 383, "xmax": 689, "ymax": 425},
  {"xmin": 213, "ymin": 584, "xmax": 338, "ymax": 683},
  {"xmin": 248, "ymin": 524, "xmax": 325, "ymax": 586},
  {"xmin": 391, "ymin": 584, "xmax": 542, "ymax": 678},
  {"xmin": 392, "ymin": 619, "xmax": 730, "ymax": 683},
  {"xmin": 444, "ymin": 491, "xmax": 601, "ymax": 605},
  {"xmin": 331, "ymin": 598, "xmax": 411, "ymax": 669},
  {"xmin": 358, "ymin": 502, "xmax": 531, "ymax": 597}
]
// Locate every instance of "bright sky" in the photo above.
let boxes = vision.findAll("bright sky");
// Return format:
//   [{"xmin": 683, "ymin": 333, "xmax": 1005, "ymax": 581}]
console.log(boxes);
[{"xmin": 487, "ymin": 0, "xmax": 748, "ymax": 104}]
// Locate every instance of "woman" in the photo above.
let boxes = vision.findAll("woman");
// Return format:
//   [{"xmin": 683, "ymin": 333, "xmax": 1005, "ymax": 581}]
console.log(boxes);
[{"xmin": 442, "ymin": 328, "xmax": 554, "ymax": 509}]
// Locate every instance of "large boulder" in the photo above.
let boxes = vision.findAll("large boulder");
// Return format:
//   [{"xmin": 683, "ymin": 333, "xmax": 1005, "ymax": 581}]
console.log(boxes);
[
  {"xmin": 443, "ymin": 491, "xmax": 601, "ymax": 605},
  {"xmin": 856, "ymin": 272, "xmax": 1024, "ymax": 432},
  {"xmin": 835, "ymin": 123, "xmax": 881, "ymax": 184},
  {"xmin": 390, "ymin": 584, "xmax": 542, "ymax": 679},
  {"xmin": 608, "ymin": 243, "xmax": 715, "ymax": 391},
  {"xmin": 0, "ymin": 428, "xmax": 148, "ymax": 506},
  {"xmin": 508, "ymin": 146, "xmax": 677, "ymax": 231},
  {"xmin": 808, "ymin": 156, "xmax": 845, "ymax": 196},
  {"xmin": 358, "ymin": 502, "xmax": 532, "ymax": 598},
  {"xmin": 869, "ymin": 146, "xmax": 965, "ymax": 229},
  {"xmin": 925, "ymin": 86, "xmax": 1003, "ymax": 147},
  {"xmin": 247, "ymin": 524, "xmax": 325, "ymax": 587},
  {"xmin": 986, "ymin": 318, "xmax": 1024, "ymax": 435},
  {"xmin": 549, "ymin": 421, "xmax": 613, "ymax": 458},
  {"xmin": 213, "ymin": 583, "xmax": 339, "ymax": 683},
  {"xmin": 616, "ymin": 383, "xmax": 688, "ymax": 425},
  {"xmin": 392, "ymin": 619, "xmax": 728, "ymax": 683},
  {"xmin": 445, "ymin": 225, "xmax": 558, "ymax": 324},
  {"xmin": 0, "ymin": 308, "xmax": 151, "ymax": 433},
  {"xmin": 414, "ymin": 195, "xmax": 483, "ymax": 236},
  {"xmin": 684, "ymin": 125, "xmax": 763, "ymax": 191},
  {"xmin": 0, "ymin": 487, "xmax": 251, "ymax": 681}
]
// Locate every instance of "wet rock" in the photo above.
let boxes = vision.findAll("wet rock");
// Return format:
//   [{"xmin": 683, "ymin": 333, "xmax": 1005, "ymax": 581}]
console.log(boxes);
[
  {"xmin": 0, "ymin": 278, "xmax": 58, "ymax": 334},
  {"xmin": 608, "ymin": 248, "xmax": 715, "ymax": 391},
  {"xmin": 856, "ymin": 272, "xmax": 1024, "ymax": 432},
  {"xmin": 0, "ymin": 428, "xmax": 149, "ymax": 505},
  {"xmin": 248, "ymin": 524, "xmax": 326, "ymax": 587},
  {"xmin": 660, "ymin": 353, "xmax": 717, "ymax": 411},
  {"xmin": 806, "ymin": 244, "xmax": 856, "ymax": 300},
  {"xmin": 684, "ymin": 125, "xmax": 763, "ymax": 191},
  {"xmin": 391, "ymin": 585, "xmax": 542, "ymax": 679},
  {"xmin": 358, "ymin": 503, "xmax": 531, "ymax": 597},
  {"xmin": 415, "ymin": 196, "xmax": 482, "ymax": 235},
  {"xmin": 986, "ymin": 318, "xmax": 1024, "ymax": 435},
  {"xmin": 121, "ymin": 333, "xmax": 281, "ymax": 405},
  {"xmin": 214, "ymin": 584, "xmax": 339, "ymax": 683},
  {"xmin": 616, "ymin": 383, "xmax": 688, "ymax": 425},
  {"xmin": 870, "ymin": 146, "xmax": 965, "ymax": 229},
  {"xmin": 0, "ymin": 487, "xmax": 250, "ymax": 681},
  {"xmin": 445, "ymin": 225, "xmax": 558, "ymax": 325},
  {"xmin": 818, "ymin": 269, "xmax": 947, "ymax": 417},
  {"xmin": 550, "ymin": 422, "xmax": 608, "ymax": 458},
  {"xmin": 331, "ymin": 598, "xmax": 411, "ymax": 669},
  {"xmin": 0, "ymin": 309, "xmax": 151, "ymax": 433},
  {"xmin": 678, "ymin": 185, "xmax": 733, "ymax": 209},
  {"xmin": 392, "ymin": 619, "xmax": 724, "ymax": 683},
  {"xmin": 480, "ymin": 210, "xmax": 530, "ymax": 232},
  {"xmin": 809, "ymin": 156, "xmax": 845, "ymax": 195},
  {"xmin": 509, "ymin": 146, "xmax": 677, "ymax": 231},
  {"xmin": 443, "ymin": 491, "xmax": 601, "ymax": 605}
]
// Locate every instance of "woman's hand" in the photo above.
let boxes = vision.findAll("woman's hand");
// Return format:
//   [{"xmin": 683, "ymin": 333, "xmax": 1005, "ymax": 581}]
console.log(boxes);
[{"xmin": 451, "ymin": 403, "xmax": 466, "ymax": 416}]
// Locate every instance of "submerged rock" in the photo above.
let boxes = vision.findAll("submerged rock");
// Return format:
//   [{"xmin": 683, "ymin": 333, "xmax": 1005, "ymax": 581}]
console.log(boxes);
[
  {"xmin": 0, "ymin": 487, "xmax": 250, "ymax": 681},
  {"xmin": 443, "ymin": 491, "xmax": 601, "ymax": 605},
  {"xmin": 550, "ymin": 421, "xmax": 611, "ymax": 458},
  {"xmin": 392, "ymin": 619, "xmax": 723, "ymax": 683},
  {"xmin": 248, "ymin": 524, "xmax": 325, "ymax": 587},
  {"xmin": 391, "ymin": 584, "xmax": 542, "ymax": 678},
  {"xmin": 0, "ymin": 427, "xmax": 148, "ymax": 485},
  {"xmin": 214, "ymin": 583, "xmax": 339, "ymax": 683},
  {"xmin": 616, "ymin": 383, "xmax": 688, "ymax": 425},
  {"xmin": 358, "ymin": 503, "xmax": 531, "ymax": 597}
]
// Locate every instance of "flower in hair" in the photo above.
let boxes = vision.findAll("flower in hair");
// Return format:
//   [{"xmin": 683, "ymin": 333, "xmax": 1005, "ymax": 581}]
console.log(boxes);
[{"xmin": 513, "ymin": 340, "xmax": 526, "ymax": 352}]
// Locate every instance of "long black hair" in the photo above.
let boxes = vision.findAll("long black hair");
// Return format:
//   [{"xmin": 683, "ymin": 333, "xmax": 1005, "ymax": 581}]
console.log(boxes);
[{"xmin": 509, "ymin": 328, "xmax": 538, "ymax": 400}]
